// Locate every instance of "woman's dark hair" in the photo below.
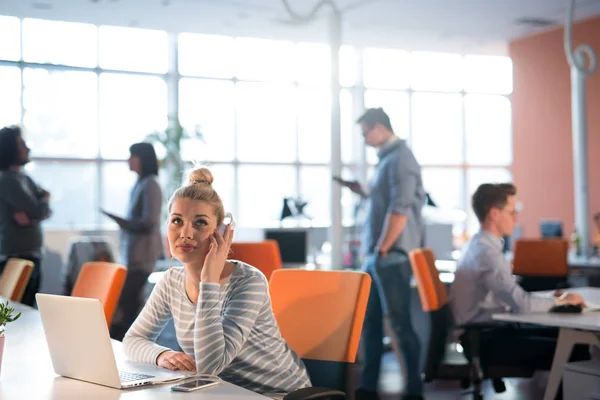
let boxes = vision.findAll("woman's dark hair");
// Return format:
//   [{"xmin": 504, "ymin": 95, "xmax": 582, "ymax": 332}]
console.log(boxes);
[
  {"xmin": 0, "ymin": 125, "xmax": 22, "ymax": 170},
  {"xmin": 129, "ymin": 142, "xmax": 159, "ymax": 177}
]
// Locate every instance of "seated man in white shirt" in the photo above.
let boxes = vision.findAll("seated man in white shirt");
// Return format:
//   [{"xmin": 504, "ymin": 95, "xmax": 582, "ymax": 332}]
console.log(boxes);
[{"xmin": 450, "ymin": 183, "xmax": 588, "ymax": 370}]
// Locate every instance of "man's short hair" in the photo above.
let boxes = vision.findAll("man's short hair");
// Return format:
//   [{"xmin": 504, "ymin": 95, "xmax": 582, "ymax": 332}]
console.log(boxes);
[
  {"xmin": 357, "ymin": 108, "xmax": 393, "ymax": 132},
  {"xmin": 472, "ymin": 183, "xmax": 517, "ymax": 223}
]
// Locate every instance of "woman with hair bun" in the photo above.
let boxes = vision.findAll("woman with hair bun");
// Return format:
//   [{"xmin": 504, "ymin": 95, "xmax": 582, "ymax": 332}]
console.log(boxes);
[{"xmin": 123, "ymin": 167, "xmax": 310, "ymax": 395}]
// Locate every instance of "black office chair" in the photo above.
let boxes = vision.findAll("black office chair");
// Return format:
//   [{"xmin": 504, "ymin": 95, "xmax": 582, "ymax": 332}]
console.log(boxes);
[{"xmin": 409, "ymin": 249, "xmax": 535, "ymax": 399}]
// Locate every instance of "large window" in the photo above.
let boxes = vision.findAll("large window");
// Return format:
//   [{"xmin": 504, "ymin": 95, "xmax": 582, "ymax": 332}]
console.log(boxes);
[
  {"xmin": 1, "ymin": 15, "xmax": 512, "ymax": 234},
  {"xmin": 362, "ymin": 50, "xmax": 513, "ymax": 233}
]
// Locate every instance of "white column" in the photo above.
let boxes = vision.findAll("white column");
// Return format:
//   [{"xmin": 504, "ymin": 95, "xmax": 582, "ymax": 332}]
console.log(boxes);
[
  {"xmin": 329, "ymin": 9, "xmax": 343, "ymax": 270},
  {"xmin": 564, "ymin": 0, "xmax": 597, "ymax": 257}
]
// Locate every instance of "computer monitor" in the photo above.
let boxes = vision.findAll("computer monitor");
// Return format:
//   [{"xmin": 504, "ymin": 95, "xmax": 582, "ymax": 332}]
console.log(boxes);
[
  {"xmin": 264, "ymin": 229, "xmax": 309, "ymax": 264},
  {"xmin": 540, "ymin": 220, "xmax": 563, "ymax": 238}
]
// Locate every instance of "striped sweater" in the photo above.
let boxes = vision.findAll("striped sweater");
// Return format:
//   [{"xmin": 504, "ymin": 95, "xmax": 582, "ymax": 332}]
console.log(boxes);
[{"xmin": 123, "ymin": 262, "xmax": 311, "ymax": 394}]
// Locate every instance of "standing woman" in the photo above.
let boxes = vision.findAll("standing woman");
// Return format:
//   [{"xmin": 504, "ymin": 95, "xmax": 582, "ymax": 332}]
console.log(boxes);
[
  {"xmin": 0, "ymin": 126, "xmax": 51, "ymax": 307},
  {"xmin": 105, "ymin": 142, "xmax": 163, "ymax": 340}
]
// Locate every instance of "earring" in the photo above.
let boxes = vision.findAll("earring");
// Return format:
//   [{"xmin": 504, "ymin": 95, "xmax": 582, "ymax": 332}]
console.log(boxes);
[{"xmin": 168, "ymin": 255, "xmax": 174, "ymax": 269}]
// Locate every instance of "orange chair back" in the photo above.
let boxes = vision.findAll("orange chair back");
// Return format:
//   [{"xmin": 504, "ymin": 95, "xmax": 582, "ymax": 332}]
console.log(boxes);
[
  {"xmin": 409, "ymin": 248, "xmax": 448, "ymax": 312},
  {"xmin": 71, "ymin": 262, "xmax": 127, "ymax": 326},
  {"xmin": 0, "ymin": 258, "xmax": 34, "ymax": 302},
  {"xmin": 230, "ymin": 240, "xmax": 282, "ymax": 280},
  {"xmin": 512, "ymin": 239, "xmax": 569, "ymax": 276},
  {"xmin": 269, "ymin": 269, "xmax": 371, "ymax": 363}
]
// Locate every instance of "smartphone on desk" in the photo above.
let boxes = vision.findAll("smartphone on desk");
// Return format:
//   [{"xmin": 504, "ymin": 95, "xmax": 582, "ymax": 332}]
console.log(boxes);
[{"xmin": 171, "ymin": 378, "xmax": 220, "ymax": 392}]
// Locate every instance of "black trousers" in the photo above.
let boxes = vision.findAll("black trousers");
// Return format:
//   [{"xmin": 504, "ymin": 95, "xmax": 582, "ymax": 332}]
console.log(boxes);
[
  {"xmin": 460, "ymin": 325, "xmax": 590, "ymax": 371},
  {"xmin": 110, "ymin": 268, "xmax": 151, "ymax": 341},
  {"xmin": 0, "ymin": 255, "xmax": 41, "ymax": 307}
]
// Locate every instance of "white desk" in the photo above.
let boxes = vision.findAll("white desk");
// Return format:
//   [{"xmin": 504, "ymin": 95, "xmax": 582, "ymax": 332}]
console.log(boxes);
[
  {"xmin": 493, "ymin": 287, "xmax": 600, "ymax": 400},
  {"xmin": 0, "ymin": 298, "xmax": 269, "ymax": 399}
]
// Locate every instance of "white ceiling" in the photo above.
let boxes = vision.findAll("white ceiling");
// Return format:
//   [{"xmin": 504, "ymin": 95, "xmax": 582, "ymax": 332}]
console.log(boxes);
[{"xmin": 1, "ymin": 0, "xmax": 600, "ymax": 55}]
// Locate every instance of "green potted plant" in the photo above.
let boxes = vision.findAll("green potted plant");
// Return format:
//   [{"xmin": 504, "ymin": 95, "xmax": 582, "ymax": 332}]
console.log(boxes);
[
  {"xmin": 0, "ymin": 300, "xmax": 21, "ymax": 373},
  {"xmin": 146, "ymin": 115, "xmax": 203, "ymax": 198}
]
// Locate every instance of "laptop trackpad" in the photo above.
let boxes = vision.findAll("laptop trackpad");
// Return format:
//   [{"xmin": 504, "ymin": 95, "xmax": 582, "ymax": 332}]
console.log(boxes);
[{"xmin": 118, "ymin": 359, "xmax": 191, "ymax": 381}]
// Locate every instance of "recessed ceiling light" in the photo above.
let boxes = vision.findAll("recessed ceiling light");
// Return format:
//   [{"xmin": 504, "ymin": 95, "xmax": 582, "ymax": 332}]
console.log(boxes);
[
  {"xmin": 514, "ymin": 17, "xmax": 556, "ymax": 28},
  {"xmin": 31, "ymin": 2, "xmax": 53, "ymax": 9}
]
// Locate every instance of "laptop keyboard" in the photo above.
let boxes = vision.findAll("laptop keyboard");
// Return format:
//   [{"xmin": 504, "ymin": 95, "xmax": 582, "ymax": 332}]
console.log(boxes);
[{"xmin": 119, "ymin": 371, "xmax": 154, "ymax": 383}]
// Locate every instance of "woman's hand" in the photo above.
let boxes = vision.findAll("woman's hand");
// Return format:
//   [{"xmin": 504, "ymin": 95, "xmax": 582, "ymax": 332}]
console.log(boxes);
[
  {"xmin": 13, "ymin": 211, "xmax": 31, "ymax": 227},
  {"xmin": 201, "ymin": 224, "xmax": 234, "ymax": 283},
  {"xmin": 157, "ymin": 351, "xmax": 197, "ymax": 372}
]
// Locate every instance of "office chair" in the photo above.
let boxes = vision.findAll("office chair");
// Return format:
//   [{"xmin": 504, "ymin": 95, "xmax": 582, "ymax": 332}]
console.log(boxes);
[
  {"xmin": 71, "ymin": 262, "xmax": 127, "ymax": 326},
  {"xmin": 230, "ymin": 240, "xmax": 282, "ymax": 280},
  {"xmin": 0, "ymin": 258, "xmax": 34, "ymax": 302},
  {"xmin": 269, "ymin": 269, "xmax": 371, "ymax": 399},
  {"xmin": 512, "ymin": 239, "xmax": 570, "ymax": 291},
  {"xmin": 408, "ymin": 248, "xmax": 534, "ymax": 400}
]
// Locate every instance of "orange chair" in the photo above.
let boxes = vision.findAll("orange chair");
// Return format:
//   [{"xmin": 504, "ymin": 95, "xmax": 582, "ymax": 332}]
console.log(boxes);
[
  {"xmin": 230, "ymin": 240, "xmax": 282, "ymax": 279},
  {"xmin": 71, "ymin": 262, "xmax": 127, "ymax": 326},
  {"xmin": 512, "ymin": 239, "xmax": 569, "ymax": 291},
  {"xmin": 0, "ymin": 258, "xmax": 34, "ymax": 302},
  {"xmin": 269, "ymin": 269, "xmax": 371, "ymax": 399},
  {"xmin": 512, "ymin": 239, "xmax": 569, "ymax": 276},
  {"xmin": 409, "ymin": 248, "xmax": 533, "ymax": 400}
]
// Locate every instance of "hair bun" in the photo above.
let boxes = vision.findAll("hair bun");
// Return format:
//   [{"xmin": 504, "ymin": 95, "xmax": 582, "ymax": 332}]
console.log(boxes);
[{"xmin": 188, "ymin": 167, "xmax": 214, "ymax": 187}]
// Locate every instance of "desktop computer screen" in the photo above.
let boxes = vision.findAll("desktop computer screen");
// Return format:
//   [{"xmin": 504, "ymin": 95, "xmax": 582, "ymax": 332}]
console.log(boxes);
[
  {"xmin": 540, "ymin": 220, "xmax": 563, "ymax": 238},
  {"xmin": 264, "ymin": 229, "xmax": 309, "ymax": 264}
]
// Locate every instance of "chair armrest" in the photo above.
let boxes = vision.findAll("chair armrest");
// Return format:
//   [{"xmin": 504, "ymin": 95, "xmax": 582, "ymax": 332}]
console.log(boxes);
[{"xmin": 283, "ymin": 387, "xmax": 346, "ymax": 400}]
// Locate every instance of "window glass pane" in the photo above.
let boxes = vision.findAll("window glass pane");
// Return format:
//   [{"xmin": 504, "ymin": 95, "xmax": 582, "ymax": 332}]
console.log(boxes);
[
  {"xmin": 101, "ymin": 162, "xmax": 137, "ymax": 225},
  {"xmin": 298, "ymin": 86, "xmax": 330, "ymax": 163},
  {"xmin": 464, "ymin": 55, "xmax": 513, "ymax": 94},
  {"xmin": 341, "ymin": 89, "xmax": 355, "ymax": 164},
  {"xmin": 341, "ymin": 166, "xmax": 359, "ymax": 223},
  {"xmin": 99, "ymin": 73, "xmax": 167, "ymax": 159},
  {"xmin": 364, "ymin": 90, "xmax": 410, "ymax": 164},
  {"xmin": 234, "ymin": 38, "xmax": 296, "ymax": 82},
  {"xmin": 99, "ymin": 26, "xmax": 168, "ymax": 73},
  {"xmin": 466, "ymin": 168, "xmax": 512, "ymax": 233},
  {"xmin": 363, "ymin": 48, "xmax": 410, "ymax": 89},
  {"xmin": 0, "ymin": 66, "xmax": 21, "ymax": 128},
  {"xmin": 299, "ymin": 166, "xmax": 330, "ymax": 224},
  {"xmin": 465, "ymin": 95, "xmax": 512, "ymax": 166},
  {"xmin": 206, "ymin": 164, "xmax": 236, "ymax": 218},
  {"xmin": 412, "ymin": 93, "xmax": 463, "ymax": 165},
  {"xmin": 0, "ymin": 16, "xmax": 20, "ymax": 61},
  {"xmin": 422, "ymin": 168, "xmax": 464, "ymax": 211},
  {"xmin": 178, "ymin": 33, "xmax": 234, "ymax": 78},
  {"xmin": 179, "ymin": 79, "xmax": 235, "ymax": 162},
  {"xmin": 410, "ymin": 52, "xmax": 463, "ymax": 92},
  {"xmin": 236, "ymin": 82, "xmax": 296, "ymax": 162},
  {"xmin": 22, "ymin": 19, "xmax": 97, "ymax": 67},
  {"xmin": 297, "ymin": 43, "xmax": 330, "ymax": 85},
  {"xmin": 340, "ymin": 46, "xmax": 357, "ymax": 87},
  {"xmin": 237, "ymin": 165, "xmax": 296, "ymax": 227},
  {"xmin": 23, "ymin": 68, "xmax": 98, "ymax": 158},
  {"xmin": 25, "ymin": 161, "xmax": 97, "ymax": 229}
]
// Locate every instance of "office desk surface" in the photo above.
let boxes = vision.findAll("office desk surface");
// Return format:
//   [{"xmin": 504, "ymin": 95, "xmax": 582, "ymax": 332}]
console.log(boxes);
[
  {"xmin": 0, "ymin": 298, "xmax": 269, "ymax": 399},
  {"xmin": 492, "ymin": 287, "xmax": 600, "ymax": 331}
]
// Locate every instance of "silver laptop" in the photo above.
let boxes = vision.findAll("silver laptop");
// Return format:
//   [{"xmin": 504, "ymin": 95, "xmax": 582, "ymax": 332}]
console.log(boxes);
[{"xmin": 36, "ymin": 293, "xmax": 191, "ymax": 389}]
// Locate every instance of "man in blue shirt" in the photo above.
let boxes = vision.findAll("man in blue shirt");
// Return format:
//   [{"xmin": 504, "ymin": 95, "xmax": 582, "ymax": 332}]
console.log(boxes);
[{"xmin": 337, "ymin": 108, "xmax": 425, "ymax": 400}]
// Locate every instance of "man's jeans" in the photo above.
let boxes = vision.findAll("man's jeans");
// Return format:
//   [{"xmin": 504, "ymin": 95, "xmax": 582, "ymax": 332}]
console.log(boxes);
[{"xmin": 360, "ymin": 251, "xmax": 423, "ymax": 396}]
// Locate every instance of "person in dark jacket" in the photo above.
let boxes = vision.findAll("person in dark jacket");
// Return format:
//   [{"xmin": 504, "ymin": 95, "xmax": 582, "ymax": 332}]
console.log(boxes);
[{"xmin": 0, "ymin": 125, "xmax": 51, "ymax": 306}]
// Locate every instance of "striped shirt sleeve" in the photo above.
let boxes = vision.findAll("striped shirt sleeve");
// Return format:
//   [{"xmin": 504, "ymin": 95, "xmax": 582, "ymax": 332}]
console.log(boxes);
[
  {"xmin": 123, "ymin": 270, "xmax": 173, "ymax": 364},
  {"xmin": 193, "ymin": 275, "xmax": 266, "ymax": 375}
]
